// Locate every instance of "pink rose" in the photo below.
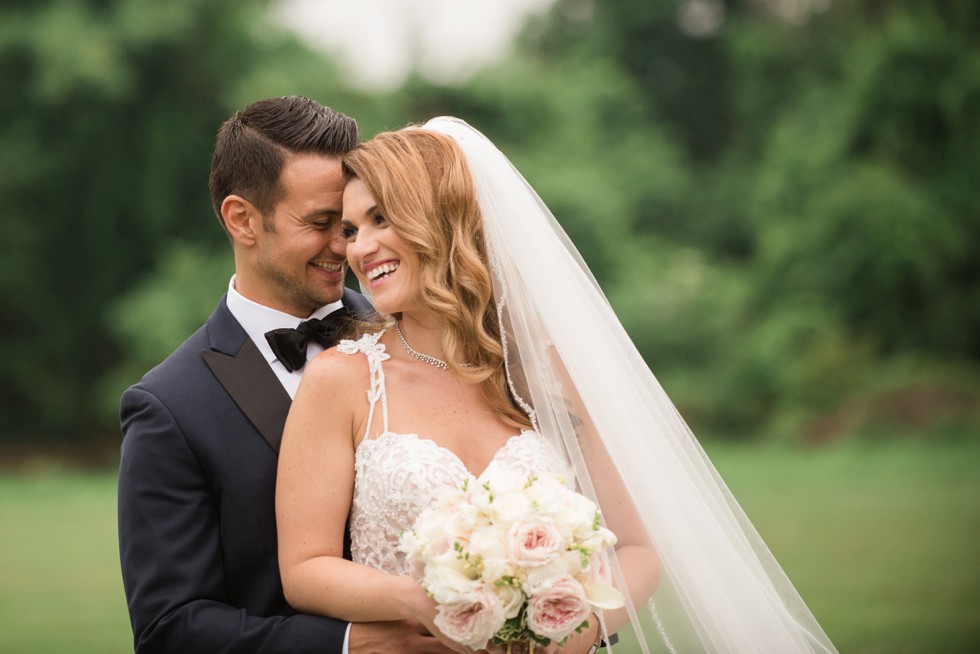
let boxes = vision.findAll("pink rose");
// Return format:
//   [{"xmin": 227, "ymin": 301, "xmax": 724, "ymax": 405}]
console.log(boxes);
[
  {"xmin": 433, "ymin": 587, "xmax": 506, "ymax": 650},
  {"xmin": 508, "ymin": 519, "xmax": 564, "ymax": 566},
  {"xmin": 584, "ymin": 549, "xmax": 612, "ymax": 586},
  {"xmin": 526, "ymin": 576, "xmax": 592, "ymax": 642}
]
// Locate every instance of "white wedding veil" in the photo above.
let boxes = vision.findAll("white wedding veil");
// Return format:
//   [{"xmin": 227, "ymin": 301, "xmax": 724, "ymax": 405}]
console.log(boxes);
[{"xmin": 419, "ymin": 117, "xmax": 837, "ymax": 654}]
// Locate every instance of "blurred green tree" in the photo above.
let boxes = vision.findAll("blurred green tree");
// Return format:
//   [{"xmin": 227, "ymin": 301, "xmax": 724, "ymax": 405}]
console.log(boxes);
[
  {"xmin": 1, "ymin": 0, "xmax": 977, "ymax": 446},
  {"xmin": 0, "ymin": 0, "xmax": 320, "ymax": 439},
  {"xmin": 98, "ymin": 241, "xmax": 232, "ymax": 419},
  {"xmin": 491, "ymin": 0, "xmax": 980, "ymax": 439}
]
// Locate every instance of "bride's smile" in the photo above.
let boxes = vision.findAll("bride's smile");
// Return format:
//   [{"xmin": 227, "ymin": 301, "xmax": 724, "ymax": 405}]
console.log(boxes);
[{"xmin": 364, "ymin": 260, "xmax": 400, "ymax": 283}]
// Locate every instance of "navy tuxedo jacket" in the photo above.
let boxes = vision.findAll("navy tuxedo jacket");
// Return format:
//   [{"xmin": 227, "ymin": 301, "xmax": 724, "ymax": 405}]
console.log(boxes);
[{"xmin": 118, "ymin": 290, "xmax": 372, "ymax": 653}]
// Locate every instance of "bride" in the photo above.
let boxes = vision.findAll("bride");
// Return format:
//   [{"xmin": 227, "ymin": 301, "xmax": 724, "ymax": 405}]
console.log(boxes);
[{"xmin": 276, "ymin": 118, "xmax": 837, "ymax": 654}]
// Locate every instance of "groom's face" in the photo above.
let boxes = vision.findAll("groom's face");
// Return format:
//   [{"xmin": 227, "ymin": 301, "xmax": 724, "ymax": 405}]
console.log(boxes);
[{"xmin": 249, "ymin": 154, "xmax": 348, "ymax": 317}]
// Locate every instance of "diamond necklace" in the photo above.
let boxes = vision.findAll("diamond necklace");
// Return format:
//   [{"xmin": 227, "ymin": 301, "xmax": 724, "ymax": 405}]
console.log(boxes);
[{"xmin": 394, "ymin": 322, "xmax": 474, "ymax": 370}]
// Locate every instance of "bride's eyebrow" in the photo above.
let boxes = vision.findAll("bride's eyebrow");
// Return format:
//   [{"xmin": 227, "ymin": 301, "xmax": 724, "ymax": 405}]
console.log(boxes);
[{"xmin": 351, "ymin": 204, "xmax": 379, "ymax": 220}]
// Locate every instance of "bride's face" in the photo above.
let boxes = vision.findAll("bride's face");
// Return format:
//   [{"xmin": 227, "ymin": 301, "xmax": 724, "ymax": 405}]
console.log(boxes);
[{"xmin": 342, "ymin": 178, "xmax": 422, "ymax": 316}]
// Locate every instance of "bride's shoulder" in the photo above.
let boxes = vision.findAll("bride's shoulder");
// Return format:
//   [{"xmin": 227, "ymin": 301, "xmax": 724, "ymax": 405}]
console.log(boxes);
[{"xmin": 300, "ymin": 336, "xmax": 379, "ymax": 395}]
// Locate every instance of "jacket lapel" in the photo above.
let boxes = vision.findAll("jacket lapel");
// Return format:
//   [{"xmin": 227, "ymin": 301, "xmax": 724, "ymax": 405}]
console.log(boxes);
[
  {"xmin": 200, "ymin": 289, "xmax": 374, "ymax": 454},
  {"xmin": 201, "ymin": 296, "xmax": 291, "ymax": 454}
]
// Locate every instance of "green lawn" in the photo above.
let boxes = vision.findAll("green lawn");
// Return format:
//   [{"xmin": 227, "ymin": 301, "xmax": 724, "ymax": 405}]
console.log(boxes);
[
  {"xmin": 712, "ymin": 440, "xmax": 980, "ymax": 654},
  {"xmin": 0, "ymin": 471, "xmax": 131, "ymax": 653},
  {"xmin": 1, "ymin": 441, "xmax": 978, "ymax": 653}
]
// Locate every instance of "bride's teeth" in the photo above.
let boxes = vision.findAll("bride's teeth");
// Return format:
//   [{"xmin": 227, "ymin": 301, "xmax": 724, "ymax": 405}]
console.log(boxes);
[{"xmin": 368, "ymin": 262, "xmax": 399, "ymax": 281}]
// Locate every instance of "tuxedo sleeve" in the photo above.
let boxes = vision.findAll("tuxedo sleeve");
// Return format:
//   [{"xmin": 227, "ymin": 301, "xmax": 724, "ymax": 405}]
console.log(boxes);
[{"xmin": 118, "ymin": 385, "xmax": 347, "ymax": 653}]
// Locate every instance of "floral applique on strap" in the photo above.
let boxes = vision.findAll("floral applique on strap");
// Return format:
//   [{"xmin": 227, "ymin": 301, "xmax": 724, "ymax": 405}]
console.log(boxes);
[{"xmin": 337, "ymin": 331, "xmax": 390, "ymax": 438}]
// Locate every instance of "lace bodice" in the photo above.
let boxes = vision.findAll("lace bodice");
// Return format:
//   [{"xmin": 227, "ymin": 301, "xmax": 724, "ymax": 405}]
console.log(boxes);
[{"xmin": 338, "ymin": 332, "xmax": 569, "ymax": 576}]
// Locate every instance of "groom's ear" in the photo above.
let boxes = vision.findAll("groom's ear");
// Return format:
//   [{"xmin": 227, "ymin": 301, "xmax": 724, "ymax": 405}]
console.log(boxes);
[{"xmin": 221, "ymin": 195, "xmax": 260, "ymax": 246}]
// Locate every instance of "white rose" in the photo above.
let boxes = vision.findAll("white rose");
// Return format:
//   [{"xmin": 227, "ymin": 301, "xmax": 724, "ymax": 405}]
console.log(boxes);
[
  {"xmin": 469, "ymin": 480, "xmax": 495, "ymax": 515},
  {"xmin": 562, "ymin": 549, "xmax": 587, "ymax": 576},
  {"xmin": 522, "ymin": 557, "xmax": 572, "ymax": 595},
  {"xmin": 412, "ymin": 509, "xmax": 448, "ymax": 551},
  {"xmin": 469, "ymin": 525, "xmax": 512, "ymax": 582},
  {"xmin": 445, "ymin": 501, "xmax": 481, "ymax": 540},
  {"xmin": 469, "ymin": 525, "xmax": 506, "ymax": 556},
  {"xmin": 568, "ymin": 495, "xmax": 600, "ymax": 535},
  {"xmin": 489, "ymin": 489, "xmax": 532, "ymax": 525},
  {"xmin": 523, "ymin": 474, "xmax": 565, "ymax": 514},
  {"xmin": 492, "ymin": 583, "xmax": 526, "ymax": 620},
  {"xmin": 579, "ymin": 526, "xmax": 617, "ymax": 554},
  {"xmin": 478, "ymin": 469, "xmax": 525, "ymax": 495},
  {"xmin": 424, "ymin": 550, "xmax": 480, "ymax": 605}
]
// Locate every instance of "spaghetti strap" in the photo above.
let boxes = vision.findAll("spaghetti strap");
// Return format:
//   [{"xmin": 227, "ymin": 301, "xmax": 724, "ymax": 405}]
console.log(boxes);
[{"xmin": 336, "ymin": 331, "xmax": 390, "ymax": 440}]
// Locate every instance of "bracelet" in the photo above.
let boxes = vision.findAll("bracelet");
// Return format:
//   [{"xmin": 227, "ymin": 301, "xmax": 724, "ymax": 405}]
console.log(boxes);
[{"xmin": 588, "ymin": 633, "xmax": 619, "ymax": 653}]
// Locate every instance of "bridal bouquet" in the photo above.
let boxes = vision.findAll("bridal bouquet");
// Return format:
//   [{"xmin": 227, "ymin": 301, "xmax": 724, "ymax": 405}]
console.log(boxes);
[{"xmin": 398, "ymin": 471, "xmax": 624, "ymax": 651}]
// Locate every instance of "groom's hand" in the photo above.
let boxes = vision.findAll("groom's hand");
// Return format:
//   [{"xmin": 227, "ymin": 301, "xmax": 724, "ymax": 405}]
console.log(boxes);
[{"xmin": 348, "ymin": 620, "xmax": 459, "ymax": 654}]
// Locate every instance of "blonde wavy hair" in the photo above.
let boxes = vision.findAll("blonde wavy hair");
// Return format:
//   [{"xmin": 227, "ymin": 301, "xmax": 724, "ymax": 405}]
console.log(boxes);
[{"xmin": 342, "ymin": 127, "xmax": 532, "ymax": 430}]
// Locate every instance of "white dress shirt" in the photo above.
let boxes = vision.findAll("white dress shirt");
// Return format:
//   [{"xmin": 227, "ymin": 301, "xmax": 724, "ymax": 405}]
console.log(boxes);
[
  {"xmin": 224, "ymin": 276, "xmax": 352, "ymax": 652},
  {"xmin": 225, "ymin": 276, "xmax": 344, "ymax": 399}
]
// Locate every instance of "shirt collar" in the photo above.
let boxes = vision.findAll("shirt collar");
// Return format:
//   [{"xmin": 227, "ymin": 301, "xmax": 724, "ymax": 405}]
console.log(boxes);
[{"xmin": 225, "ymin": 275, "xmax": 343, "ymax": 365}]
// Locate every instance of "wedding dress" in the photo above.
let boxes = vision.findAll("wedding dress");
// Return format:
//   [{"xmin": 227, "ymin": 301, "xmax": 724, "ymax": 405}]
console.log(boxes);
[{"xmin": 341, "ymin": 330, "xmax": 571, "ymax": 576}]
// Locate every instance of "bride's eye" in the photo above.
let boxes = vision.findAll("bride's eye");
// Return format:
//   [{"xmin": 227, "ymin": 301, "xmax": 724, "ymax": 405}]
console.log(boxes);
[
  {"xmin": 341, "ymin": 223, "xmax": 357, "ymax": 240},
  {"xmin": 373, "ymin": 213, "xmax": 387, "ymax": 227}
]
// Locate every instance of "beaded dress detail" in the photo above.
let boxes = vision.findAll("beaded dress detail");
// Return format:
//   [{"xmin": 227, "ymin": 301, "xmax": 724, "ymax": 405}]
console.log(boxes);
[{"xmin": 338, "ymin": 331, "xmax": 570, "ymax": 576}]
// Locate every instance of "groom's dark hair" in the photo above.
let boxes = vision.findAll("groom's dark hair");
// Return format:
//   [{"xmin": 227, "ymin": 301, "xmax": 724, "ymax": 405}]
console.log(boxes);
[{"xmin": 209, "ymin": 96, "xmax": 359, "ymax": 232}]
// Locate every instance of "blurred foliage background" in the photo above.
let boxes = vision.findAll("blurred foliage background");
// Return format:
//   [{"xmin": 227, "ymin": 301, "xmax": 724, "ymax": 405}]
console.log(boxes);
[
  {"xmin": 0, "ymin": 0, "xmax": 978, "ymax": 650},
  {"xmin": 1, "ymin": 0, "xmax": 977, "ymax": 448}
]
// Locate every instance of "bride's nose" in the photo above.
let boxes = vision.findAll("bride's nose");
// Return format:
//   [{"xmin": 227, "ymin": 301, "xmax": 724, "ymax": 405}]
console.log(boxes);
[{"xmin": 347, "ymin": 231, "xmax": 379, "ymax": 265}]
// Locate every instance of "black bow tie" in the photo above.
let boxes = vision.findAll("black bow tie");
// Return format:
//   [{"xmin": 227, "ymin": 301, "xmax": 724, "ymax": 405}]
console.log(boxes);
[{"xmin": 264, "ymin": 307, "xmax": 353, "ymax": 373}]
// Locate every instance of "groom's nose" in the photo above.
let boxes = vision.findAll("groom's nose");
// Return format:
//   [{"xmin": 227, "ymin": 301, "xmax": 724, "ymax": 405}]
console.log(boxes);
[{"xmin": 326, "ymin": 223, "xmax": 347, "ymax": 258}]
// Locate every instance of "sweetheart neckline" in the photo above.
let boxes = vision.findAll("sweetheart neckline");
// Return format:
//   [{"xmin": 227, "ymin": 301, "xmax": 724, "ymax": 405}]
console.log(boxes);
[{"xmin": 355, "ymin": 429, "xmax": 538, "ymax": 480}]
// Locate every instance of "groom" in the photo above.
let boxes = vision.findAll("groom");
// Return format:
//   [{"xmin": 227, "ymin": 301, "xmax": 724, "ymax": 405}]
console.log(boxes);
[{"xmin": 117, "ymin": 97, "xmax": 454, "ymax": 653}]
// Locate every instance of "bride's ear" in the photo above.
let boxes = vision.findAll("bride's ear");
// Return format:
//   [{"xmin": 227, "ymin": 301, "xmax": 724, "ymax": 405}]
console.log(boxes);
[{"xmin": 221, "ymin": 195, "xmax": 260, "ymax": 247}]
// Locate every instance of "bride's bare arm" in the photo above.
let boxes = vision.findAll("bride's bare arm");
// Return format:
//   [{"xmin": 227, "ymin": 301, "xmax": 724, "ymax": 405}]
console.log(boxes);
[
  {"xmin": 276, "ymin": 350, "xmax": 434, "ymax": 625},
  {"xmin": 549, "ymin": 353, "xmax": 662, "ymax": 636},
  {"xmin": 577, "ymin": 418, "xmax": 662, "ymax": 635}
]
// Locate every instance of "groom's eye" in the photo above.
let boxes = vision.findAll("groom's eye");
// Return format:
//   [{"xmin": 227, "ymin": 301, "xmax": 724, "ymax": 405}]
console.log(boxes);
[{"xmin": 309, "ymin": 217, "xmax": 335, "ymax": 230}]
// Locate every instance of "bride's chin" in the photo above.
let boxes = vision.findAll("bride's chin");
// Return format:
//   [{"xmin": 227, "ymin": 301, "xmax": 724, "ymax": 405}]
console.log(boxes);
[
  {"xmin": 374, "ymin": 301, "xmax": 401, "ymax": 316},
  {"xmin": 373, "ymin": 294, "xmax": 406, "ymax": 317}
]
